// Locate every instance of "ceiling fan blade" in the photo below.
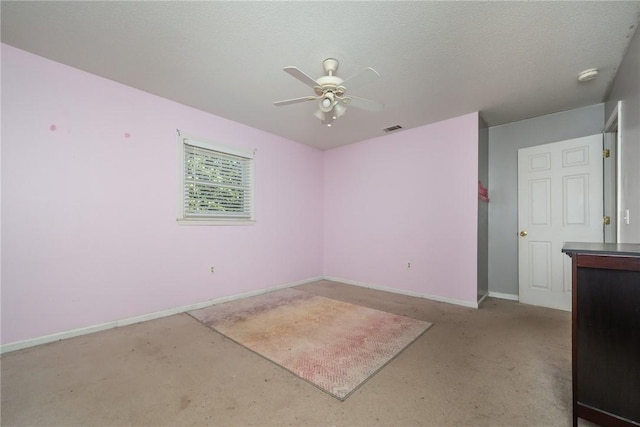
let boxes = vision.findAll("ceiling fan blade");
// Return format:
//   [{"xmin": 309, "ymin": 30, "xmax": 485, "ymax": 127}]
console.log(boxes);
[
  {"xmin": 340, "ymin": 67, "xmax": 380, "ymax": 87},
  {"xmin": 274, "ymin": 96, "xmax": 318, "ymax": 107},
  {"xmin": 283, "ymin": 66, "xmax": 319, "ymax": 88},
  {"xmin": 339, "ymin": 95, "xmax": 383, "ymax": 112}
]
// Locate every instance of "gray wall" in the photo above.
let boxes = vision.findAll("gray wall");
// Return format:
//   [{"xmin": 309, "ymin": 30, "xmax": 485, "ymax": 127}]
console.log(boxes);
[
  {"xmin": 477, "ymin": 116, "xmax": 489, "ymax": 300},
  {"xmin": 487, "ymin": 104, "xmax": 605, "ymax": 296},
  {"xmin": 606, "ymin": 25, "xmax": 640, "ymax": 243}
]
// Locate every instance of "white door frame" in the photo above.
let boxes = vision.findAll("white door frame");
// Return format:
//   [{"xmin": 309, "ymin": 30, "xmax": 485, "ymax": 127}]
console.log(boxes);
[{"xmin": 604, "ymin": 102, "xmax": 621, "ymax": 243}]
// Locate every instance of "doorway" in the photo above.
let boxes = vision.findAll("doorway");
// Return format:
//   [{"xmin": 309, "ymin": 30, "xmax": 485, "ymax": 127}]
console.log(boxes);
[{"xmin": 517, "ymin": 134, "xmax": 604, "ymax": 311}]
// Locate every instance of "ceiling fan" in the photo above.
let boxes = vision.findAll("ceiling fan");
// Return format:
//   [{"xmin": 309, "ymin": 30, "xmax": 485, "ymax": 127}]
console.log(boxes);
[{"xmin": 274, "ymin": 58, "xmax": 383, "ymax": 126}]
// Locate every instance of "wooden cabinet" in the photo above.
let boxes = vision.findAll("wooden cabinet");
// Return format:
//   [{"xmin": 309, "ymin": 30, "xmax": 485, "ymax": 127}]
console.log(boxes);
[{"xmin": 562, "ymin": 243, "xmax": 640, "ymax": 427}]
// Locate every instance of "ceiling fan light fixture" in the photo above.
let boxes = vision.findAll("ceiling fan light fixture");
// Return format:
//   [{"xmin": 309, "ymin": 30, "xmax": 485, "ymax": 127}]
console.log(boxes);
[
  {"xmin": 315, "ymin": 109, "xmax": 334, "ymax": 126},
  {"xmin": 333, "ymin": 103, "xmax": 347, "ymax": 119},
  {"xmin": 320, "ymin": 92, "xmax": 336, "ymax": 112}
]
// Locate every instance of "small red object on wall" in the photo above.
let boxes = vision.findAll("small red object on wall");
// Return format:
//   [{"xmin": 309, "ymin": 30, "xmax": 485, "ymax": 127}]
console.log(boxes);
[{"xmin": 478, "ymin": 181, "xmax": 489, "ymax": 202}]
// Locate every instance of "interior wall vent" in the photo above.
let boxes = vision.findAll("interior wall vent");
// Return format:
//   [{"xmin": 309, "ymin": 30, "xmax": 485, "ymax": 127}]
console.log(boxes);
[{"xmin": 383, "ymin": 125, "xmax": 403, "ymax": 133}]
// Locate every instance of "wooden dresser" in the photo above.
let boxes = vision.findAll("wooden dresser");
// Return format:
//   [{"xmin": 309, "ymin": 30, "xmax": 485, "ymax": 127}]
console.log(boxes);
[{"xmin": 562, "ymin": 242, "xmax": 640, "ymax": 427}]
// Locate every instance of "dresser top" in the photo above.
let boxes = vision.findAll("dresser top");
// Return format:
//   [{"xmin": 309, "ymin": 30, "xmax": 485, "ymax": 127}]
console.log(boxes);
[{"xmin": 562, "ymin": 242, "xmax": 640, "ymax": 257}]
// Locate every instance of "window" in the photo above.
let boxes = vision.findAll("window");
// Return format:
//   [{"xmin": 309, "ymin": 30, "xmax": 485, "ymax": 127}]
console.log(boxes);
[{"xmin": 177, "ymin": 135, "xmax": 254, "ymax": 225}]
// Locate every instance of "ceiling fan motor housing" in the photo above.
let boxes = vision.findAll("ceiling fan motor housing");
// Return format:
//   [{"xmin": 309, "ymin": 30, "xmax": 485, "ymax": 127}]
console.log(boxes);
[{"xmin": 316, "ymin": 70, "xmax": 346, "ymax": 113}]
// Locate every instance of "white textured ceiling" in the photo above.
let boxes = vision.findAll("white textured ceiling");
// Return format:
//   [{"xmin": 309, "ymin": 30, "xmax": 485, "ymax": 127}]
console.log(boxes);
[{"xmin": 2, "ymin": 1, "xmax": 639, "ymax": 150}]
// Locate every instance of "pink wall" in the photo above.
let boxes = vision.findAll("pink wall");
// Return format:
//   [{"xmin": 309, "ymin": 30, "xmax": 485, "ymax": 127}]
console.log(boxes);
[
  {"xmin": 1, "ymin": 44, "xmax": 481, "ymax": 346},
  {"xmin": 1, "ymin": 45, "xmax": 324, "ymax": 344},
  {"xmin": 323, "ymin": 114, "xmax": 480, "ymax": 303}
]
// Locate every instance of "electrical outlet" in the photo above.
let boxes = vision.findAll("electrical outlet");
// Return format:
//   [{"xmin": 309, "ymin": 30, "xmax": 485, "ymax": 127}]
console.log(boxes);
[
  {"xmin": 407, "ymin": 262, "xmax": 411, "ymax": 269},
  {"xmin": 210, "ymin": 266, "xmax": 215, "ymax": 273}
]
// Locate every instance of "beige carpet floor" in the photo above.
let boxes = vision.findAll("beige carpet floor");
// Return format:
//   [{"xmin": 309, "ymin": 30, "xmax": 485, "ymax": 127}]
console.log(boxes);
[{"xmin": 1, "ymin": 280, "xmax": 595, "ymax": 426}]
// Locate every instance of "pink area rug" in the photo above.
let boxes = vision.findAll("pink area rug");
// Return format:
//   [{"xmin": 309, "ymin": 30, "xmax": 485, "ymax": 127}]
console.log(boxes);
[{"xmin": 189, "ymin": 288, "xmax": 432, "ymax": 400}]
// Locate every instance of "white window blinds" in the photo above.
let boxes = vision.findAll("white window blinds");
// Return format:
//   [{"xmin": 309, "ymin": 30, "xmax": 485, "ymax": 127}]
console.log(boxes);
[{"xmin": 182, "ymin": 141, "xmax": 253, "ymax": 220}]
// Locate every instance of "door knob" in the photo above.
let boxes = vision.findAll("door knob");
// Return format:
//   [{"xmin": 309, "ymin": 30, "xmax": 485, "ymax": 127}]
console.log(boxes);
[{"xmin": 520, "ymin": 230, "xmax": 528, "ymax": 237}]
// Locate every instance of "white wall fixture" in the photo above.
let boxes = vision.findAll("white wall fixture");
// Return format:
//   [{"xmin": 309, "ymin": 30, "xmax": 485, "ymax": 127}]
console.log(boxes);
[{"xmin": 577, "ymin": 68, "xmax": 599, "ymax": 82}]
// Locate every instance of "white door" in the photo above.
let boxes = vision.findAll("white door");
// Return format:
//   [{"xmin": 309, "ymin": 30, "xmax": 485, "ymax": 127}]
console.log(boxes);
[{"xmin": 518, "ymin": 135, "xmax": 603, "ymax": 311}]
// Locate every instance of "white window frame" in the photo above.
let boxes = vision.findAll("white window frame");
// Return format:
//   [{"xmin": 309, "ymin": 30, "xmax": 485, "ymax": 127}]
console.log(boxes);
[{"xmin": 177, "ymin": 134, "xmax": 255, "ymax": 226}]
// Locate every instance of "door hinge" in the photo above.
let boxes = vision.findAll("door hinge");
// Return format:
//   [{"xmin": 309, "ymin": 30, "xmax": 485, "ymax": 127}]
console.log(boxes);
[
  {"xmin": 603, "ymin": 149, "xmax": 611, "ymax": 158},
  {"xmin": 603, "ymin": 215, "xmax": 611, "ymax": 225}
]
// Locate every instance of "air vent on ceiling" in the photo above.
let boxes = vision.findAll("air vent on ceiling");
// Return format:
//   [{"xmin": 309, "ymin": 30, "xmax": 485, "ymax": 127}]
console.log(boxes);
[{"xmin": 383, "ymin": 125, "xmax": 403, "ymax": 133}]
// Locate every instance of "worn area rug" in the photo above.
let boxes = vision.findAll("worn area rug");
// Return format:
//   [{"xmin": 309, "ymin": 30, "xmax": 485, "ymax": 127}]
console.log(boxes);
[{"xmin": 188, "ymin": 288, "xmax": 432, "ymax": 400}]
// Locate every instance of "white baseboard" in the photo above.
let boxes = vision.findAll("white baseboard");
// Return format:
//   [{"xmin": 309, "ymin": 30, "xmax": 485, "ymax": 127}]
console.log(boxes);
[
  {"xmin": 0, "ymin": 276, "xmax": 323, "ymax": 354},
  {"xmin": 0, "ymin": 322, "xmax": 118, "ymax": 355},
  {"xmin": 324, "ymin": 276, "xmax": 480, "ymax": 309},
  {"xmin": 488, "ymin": 291, "xmax": 519, "ymax": 301},
  {"xmin": 477, "ymin": 292, "xmax": 489, "ymax": 306}
]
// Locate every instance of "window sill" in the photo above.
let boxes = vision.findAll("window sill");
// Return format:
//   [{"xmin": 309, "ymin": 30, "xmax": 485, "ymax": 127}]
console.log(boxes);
[{"xmin": 176, "ymin": 218, "xmax": 256, "ymax": 226}]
